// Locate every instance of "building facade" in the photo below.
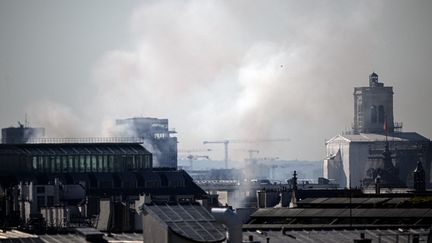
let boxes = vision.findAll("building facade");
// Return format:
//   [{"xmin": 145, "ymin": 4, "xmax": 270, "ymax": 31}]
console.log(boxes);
[
  {"xmin": 324, "ymin": 73, "xmax": 431, "ymax": 188},
  {"xmin": 353, "ymin": 72, "xmax": 396, "ymax": 134},
  {"xmin": 0, "ymin": 143, "xmax": 152, "ymax": 175},
  {"xmin": 0, "ymin": 143, "xmax": 211, "ymax": 232},
  {"xmin": 115, "ymin": 117, "xmax": 178, "ymax": 168},
  {"xmin": 1, "ymin": 124, "xmax": 45, "ymax": 144}
]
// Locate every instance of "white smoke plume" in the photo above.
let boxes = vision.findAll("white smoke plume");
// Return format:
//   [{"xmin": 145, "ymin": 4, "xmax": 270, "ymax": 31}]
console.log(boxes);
[{"xmin": 25, "ymin": 1, "xmax": 430, "ymax": 161}]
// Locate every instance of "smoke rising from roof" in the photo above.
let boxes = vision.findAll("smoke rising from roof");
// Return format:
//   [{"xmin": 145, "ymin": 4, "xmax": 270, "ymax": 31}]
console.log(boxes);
[{"xmin": 1, "ymin": 1, "xmax": 431, "ymax": 160}]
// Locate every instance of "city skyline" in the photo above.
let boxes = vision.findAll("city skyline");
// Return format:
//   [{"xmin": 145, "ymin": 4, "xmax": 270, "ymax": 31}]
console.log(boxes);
[{"xmin": 1, "ymin": 0, "xmax": 431, "ymax": 161}]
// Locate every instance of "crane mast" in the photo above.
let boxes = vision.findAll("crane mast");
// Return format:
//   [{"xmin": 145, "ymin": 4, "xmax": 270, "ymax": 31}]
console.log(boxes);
[
  {"xmin": 203, "ymin": 138, "xmax": 289, "ymax": 169},
  {"xmin": 186, "ymin": 155, "xmax": 210, "ymax": 169},
  {"xmin": 203, "ymin": 140, "xmax": 229, "ymax": 169}
]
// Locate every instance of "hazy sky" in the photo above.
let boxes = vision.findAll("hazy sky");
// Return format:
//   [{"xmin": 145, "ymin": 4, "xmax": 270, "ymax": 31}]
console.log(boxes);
[{"xmin": 0, "ymin": 0, "xmax": 431, "ymax": 161}]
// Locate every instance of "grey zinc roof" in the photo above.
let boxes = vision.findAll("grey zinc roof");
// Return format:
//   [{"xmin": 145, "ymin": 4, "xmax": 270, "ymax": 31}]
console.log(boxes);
[
  {"xmin": 243, "ymin": 228, "xmax": 430, "ymax": 243},
  {"xmin": 251, "ymin": 208, "xmax": 432, "ymax": 219},
  {"xmin": 384, "ymin": 197, "xmax": 410, "ymax": 205},
  {"xmin": 39, "ymin": 232, "xmax": 144, "ymax": 243},
  {"xmin": 297, "ymin": 197, "xmax": 392, "ymax": 205},
  {"xmin": 0, "ymin": 230, "xmax": 42, "ymax": 242},
  {"xmin": 144, "ymin": 203, "xmax": 226, "ymax": 243},
  {"xmin": 330, "ymin": 132, "xmax": 429, "ymax": 143}
]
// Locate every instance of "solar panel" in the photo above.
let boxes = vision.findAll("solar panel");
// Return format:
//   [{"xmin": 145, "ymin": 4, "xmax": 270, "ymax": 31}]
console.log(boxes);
[
  {"xmin": 310, "ymin": 198, "xmax": 328, "ymax": 204},
  {"xmin": 385, "ymin": 197, "xmax": 409, "ymax": 205}
]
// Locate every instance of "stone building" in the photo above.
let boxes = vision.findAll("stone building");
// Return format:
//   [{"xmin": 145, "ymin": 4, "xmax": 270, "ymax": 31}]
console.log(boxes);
[
  {"xmin": 324, "ymin": 73, "xmax": 431, "ymax": 188},
  {"xmin": 115, "ymin": 117, "xmax": 178, "ymax": 168},
  {"xmin": 1, "ymin": 123, "xmax": 45, "ymax": 144},
  {"xmin": 352, "ymin": 72, "xmax": 396, "ymax": 134}
]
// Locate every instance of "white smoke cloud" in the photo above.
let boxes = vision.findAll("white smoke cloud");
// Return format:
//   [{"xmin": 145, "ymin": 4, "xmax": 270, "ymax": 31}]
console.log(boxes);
[
  {"xmin": 27, "ymin": 101, "xmax": 89, "ymax": 137},
  {"xmin": 27, "ymin": 1, "xmax": 404, "ymax": 161}
]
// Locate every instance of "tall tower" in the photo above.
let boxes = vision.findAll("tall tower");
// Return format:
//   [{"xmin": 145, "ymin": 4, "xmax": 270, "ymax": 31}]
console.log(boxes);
[{"xmin": 353, "ymin": 73, "xmax": 394, "ymax": 134}]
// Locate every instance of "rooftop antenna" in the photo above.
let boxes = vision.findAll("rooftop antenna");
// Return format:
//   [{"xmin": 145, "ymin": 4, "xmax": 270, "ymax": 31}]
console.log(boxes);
[
  {"xmin": 349, "ymin": 172, "xmax": 352, "ymax": 228},
  {"xmin": 25, "ymin": 113, "xmax": 29, "ymax": 127},
  {"xmin": 384, "ymin": 114, "xmax": 389, "ymax": 144}
]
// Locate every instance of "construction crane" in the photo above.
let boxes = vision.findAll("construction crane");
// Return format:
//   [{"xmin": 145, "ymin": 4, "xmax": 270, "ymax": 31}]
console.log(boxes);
[
  {"xmin": 202, "ymin": 140, "xmax": 229, "ymax": 169},
  {"xmin": 248, "ymin": 157, "xmax": 279, "ymax": 162},
  {"xmin": 178, "ymin": 148, "xmax": 212, "ymax": 153},
  {"xmin": 186, "ymin": 155, "xmax": 210, "ymax": 170},
  {"xmin": 230, "ymin": 148, "xmax": 260, "ymax": 160},
  {"xmin": 203, "ymin": 138, "xmax": 290, "ymax": 169},
  {"xmin": 247, "ymin": 149, "xmax": 260, "ymax": 160},
  {"xmin": 246, "ymin": 156, "xmax": 279, "ymax": 176}
]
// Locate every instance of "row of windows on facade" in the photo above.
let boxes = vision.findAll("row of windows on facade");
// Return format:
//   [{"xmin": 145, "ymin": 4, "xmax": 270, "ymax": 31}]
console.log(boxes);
[
  {"xmin": 37, "ymin": 195, "xmax": 54, "ymax": 208},
  {"xmin": 35, "ymin": 193, "xmax": 192, "ymax": 209},
  {"xmin": 96, "ymin": 179, "xmax": 185, "ymax": 189},
  {"xmin": 31, "ymin": 154, "xmax": 152, "ymax": 173},
  {"xmin": 370, "ymin": 105, "xmax": 386, "ymax": 124},
  {"xmin": 357, "ymin": 104, "xmax": 386, "ymax": 124}
]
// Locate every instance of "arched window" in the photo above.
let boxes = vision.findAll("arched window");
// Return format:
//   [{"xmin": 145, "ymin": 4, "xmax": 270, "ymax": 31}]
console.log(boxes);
[
  {"xmin": 378, "ymin": 105, "xmax": 385, "ymax": 123},
  {"xmin": 370, "ymin": 105, "xmax": 377, "ymax": 123}
]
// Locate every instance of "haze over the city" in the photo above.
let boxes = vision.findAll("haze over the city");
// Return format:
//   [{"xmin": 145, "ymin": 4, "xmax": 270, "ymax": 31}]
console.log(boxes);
[{"xmin": 1, "ymin": 0, "xmax": 431, "ymax": 161}]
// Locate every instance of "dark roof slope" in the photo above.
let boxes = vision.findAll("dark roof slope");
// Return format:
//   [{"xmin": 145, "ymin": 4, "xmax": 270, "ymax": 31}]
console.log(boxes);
[
  {"xmin": 251, "ymin": 208, "xmax": 432, "ymax": 218},
  {"xmin": 144, "ymin": 203, "xmax": 226, "ymax": 243}
]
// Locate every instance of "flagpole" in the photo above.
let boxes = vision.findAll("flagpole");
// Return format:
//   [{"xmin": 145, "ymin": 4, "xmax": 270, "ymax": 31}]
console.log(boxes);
[{"xmin": 384, "ymin": 116, "xmax": 388, "ymax": 142}]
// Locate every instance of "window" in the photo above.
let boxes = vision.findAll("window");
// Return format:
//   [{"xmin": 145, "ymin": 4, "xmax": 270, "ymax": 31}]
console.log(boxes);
[
  {"xmin": 32, "ymin": 157, "xmax": 38, "ymax": 170},
  {"xmin": 91, "ymin": 156, "xmax": 97, "ymax": 172},
  {"xmin": 43, "ymin": 157, "xmax": 49, "ymax": 172},
  {"xmin": 103, "ymin": 155, "xmax": 108, "ymax": 172},
  {"xmin": 132, "ymin": 156, "xmax": 137, "ymax": 170},
  {"xmin": 145, "ymin": 155, "xmax": 152, "ymax": 168},
  {"xmin": 86, "ymin": 156, "xmax": 91, "ymax": 172},
  {"xmin": 370, "ymin": 105, "xmax": 377, "ymax": 123},
  {"xmin": 47, "ymin": 196, "xmax": 54, "ymax": 207},
  {"xmin": 37, "ymin": 157, "xmax": 43, "ymax": 172},
  {"xmin": 73, "ymin": 156, "xmax": 79, "ymax": 172},
  {"xmin": 80, "ymin": 156, "xmax": 86, "ymax": 172},
  {"xmin": 108, "ymin": 156, "xmax": 114, "ymax": 172},
  {"xmin": 36, "ymin": 187, "xmax": 45, "ymax": 194},
  {"xmin": 55, "ymin": 156, "xmax": 61, "ymax": 173},
  {"xmin": 97, "ymin": 156, "xmax": 102, "ymax": 172},
  {"xmin": 126, "ymin": 156, "xmax": 134, "ymax": 170},
  {"xmin": 67, "ymin": 156, "xmax": 72, "ymax": 172},
  {"xmin": 378, "ymin": 105, "xmax": 385, "ymax": 123},
  {"xmin": 62, "ymin": 156, "xmax": 68, "ymax": 172},
  {"xmin": 114, "ymin": 156, "xmax": 122, "ymax": 172},
  {"xmin": 49, "ymin": 156, "xmax": 56, "ymax": 173},
  {"xmin": 135, "ymin": 155, "xmax": 143, "ymax": 170},
  {"xmin": 37, "ymin": 196, "xmax": 45, "ymax": 208}
]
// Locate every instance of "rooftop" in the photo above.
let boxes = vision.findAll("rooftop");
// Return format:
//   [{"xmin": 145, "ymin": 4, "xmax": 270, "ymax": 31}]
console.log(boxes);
[
  {"xmin": 327, "ymin": 132, "xmax": 429, "ymax": 144},
  {"xmin": 0, "ymin": 143, "xmax": 151, "ymax": 155},
  {"xmin": 144, "ymin": 203, "xmax": 226, "ymax": 243},
  {"xmin": 243, "ymin": 228, "xmax": 430, "ymax": 243}
]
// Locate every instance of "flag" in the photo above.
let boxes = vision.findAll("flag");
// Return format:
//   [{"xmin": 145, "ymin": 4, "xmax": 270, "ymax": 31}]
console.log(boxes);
[{"xmin": 383, "ymin": 119, "xmax": 388, "ymax": 132}]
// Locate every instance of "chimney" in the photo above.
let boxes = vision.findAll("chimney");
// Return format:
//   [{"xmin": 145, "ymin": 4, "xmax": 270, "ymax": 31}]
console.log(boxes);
[
  {"xmin": 353, "ymin": 233, "xmax": 371, "ymax": 243},
  {"xmin": 413, "ymin": 160, "xmax": 426, "ymax": 192},
  {"xmin": 375, "ymin": 175, "xmax": 381, "ymax": 194},
  {"xmin": 211, "ymin": 207, "xmax": 242, "ymax": 243}
]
